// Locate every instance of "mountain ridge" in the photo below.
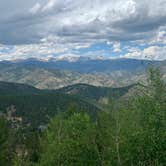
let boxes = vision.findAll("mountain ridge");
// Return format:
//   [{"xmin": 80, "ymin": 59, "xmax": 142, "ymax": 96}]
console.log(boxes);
[
  {"xmin": 3, "ymin": 57, "xmax": 162, "ymax": 74},
  {"xmin": 0, "ymin": 58, "xmax": 165, "ymax": 89}
]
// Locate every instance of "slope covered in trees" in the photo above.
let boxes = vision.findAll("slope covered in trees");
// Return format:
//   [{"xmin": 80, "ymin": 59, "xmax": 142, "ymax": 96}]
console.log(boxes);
[
  {"xmin": 36, "ymin": 68, "xmax": 166, "ymax": 166},
  {"xmin": 57, "ymin": 83, "xmax": 136, "ymax": 101},
  {"xmin": 0, "ymin": 93, "xmax": 99, "ymax": 128},
  {"xmin": 0, "ymin": 81, "xmax": 40, "ymax": 95},
  {"xmin": 0, "ymin": 68, "xmax": 165, "ymax": 165},
  {"xmin": 0, "ymin": 81, "xmax": 140, "ymax": 128}
]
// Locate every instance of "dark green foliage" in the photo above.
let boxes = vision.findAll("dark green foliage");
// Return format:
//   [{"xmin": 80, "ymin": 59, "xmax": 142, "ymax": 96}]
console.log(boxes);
[
  {"xmin": 0, "ymin": 118, "xmax": 14, "ymax": 166},
  {"xmin": 0, "ymin": 93, "xmax": 99, "ymax": 128},
  {"xmin": 57, "ymin": 83, "xmax": 136, "ymax": 103},
  {"xmin": 0, "ymin": 81, "xmax": 136, "ymax": 128},
  {"xmin": 0, "ymin": 118, "xmax": 8, "ymax": 165},
  {"xmin": 0, "ymin": 81, "xmax": 40, "ymax": 95}
]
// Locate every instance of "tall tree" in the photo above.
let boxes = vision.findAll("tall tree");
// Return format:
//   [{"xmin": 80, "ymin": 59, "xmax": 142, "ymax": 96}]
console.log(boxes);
[{"xmin": 38, "ymin": 112, "xmax": 99, "ymax": 166}]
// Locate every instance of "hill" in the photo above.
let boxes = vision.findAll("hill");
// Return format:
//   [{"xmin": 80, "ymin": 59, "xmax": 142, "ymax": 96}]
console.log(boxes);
[
  {"xmin": 0, "ymin": 81, "xmax": 144, "ymax": 128},
  {"xmin": 0, "ymin": 81, "xmax": 40, "ymax": 95},
  {"xmin": 0, "ymin": 82, "xmax": 100, "ymax": 128},
  {"xmin": 57, "ymin": 83, "xmax": 138, "ymax": 104}
]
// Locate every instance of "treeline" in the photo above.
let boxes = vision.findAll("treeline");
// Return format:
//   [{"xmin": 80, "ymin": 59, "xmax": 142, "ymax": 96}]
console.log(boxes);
[{"xmin": 0, "ymin": 68, "xmax": 165, "ymax": 166}]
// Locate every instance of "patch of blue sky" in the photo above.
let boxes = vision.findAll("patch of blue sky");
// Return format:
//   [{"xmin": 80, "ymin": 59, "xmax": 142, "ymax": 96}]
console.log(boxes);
[
  {"xmin": 73, "ymin": 41, "xmax": 131, "ymax": 57},
  {"xmin": 76, "ymin": 42, "xmax": 112, "ymax": 54},
  {"xmin": 0, "ymin": 45, "xmax": 14, "ymax": 54}
]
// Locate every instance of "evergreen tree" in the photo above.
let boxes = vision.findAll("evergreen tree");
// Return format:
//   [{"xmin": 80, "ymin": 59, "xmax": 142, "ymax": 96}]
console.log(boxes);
[{"xmin": 0, "ymin": 118, "xmax": 11, "ymax": 166}]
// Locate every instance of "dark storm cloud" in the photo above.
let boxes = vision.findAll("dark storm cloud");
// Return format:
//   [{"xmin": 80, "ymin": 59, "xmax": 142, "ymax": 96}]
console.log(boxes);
[{"xmin": 0, "ymin": 0, "xmax": 166, "ymax": 45}]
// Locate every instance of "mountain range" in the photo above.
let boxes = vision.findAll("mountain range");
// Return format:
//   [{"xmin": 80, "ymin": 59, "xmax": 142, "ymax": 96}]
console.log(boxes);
[
  {"xmin": 5, "ymin": 57, "xmax": 162, "ymax": 73},
  {"xmin": 0, "ymin": 57, "xmax": 163, "ymax": 130},
  {"xmin": 0, "ymin": 58, "xmax": 165, "ymax": 89}
]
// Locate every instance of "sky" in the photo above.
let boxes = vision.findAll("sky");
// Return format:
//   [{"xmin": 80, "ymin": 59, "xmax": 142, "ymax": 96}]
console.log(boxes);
[{"xmin": 0, "ymin": 0, "xmax": 166, "ymax": 61}]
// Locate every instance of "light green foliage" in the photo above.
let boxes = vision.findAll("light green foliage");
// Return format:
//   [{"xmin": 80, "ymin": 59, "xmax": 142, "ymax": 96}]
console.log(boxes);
[
  {"xmin": 113, "ymin": 67, "xmax": 165, "ymax": 165},
  {"xmin": 38, "ymin": 113, "xmax": 99, "ymax": 166}
]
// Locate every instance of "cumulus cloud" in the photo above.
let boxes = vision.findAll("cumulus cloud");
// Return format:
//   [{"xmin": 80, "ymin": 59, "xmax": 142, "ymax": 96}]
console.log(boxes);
[
  {"xmin": 29, "ymin": 3, "xmax": 41, "ymax": 14},
  {"xmin": 0, "ymin": 0, "xmax": 166, "ymax": 60},
  {"xmin": 113, "ymin": 42, "xmax": 121, "ymax": 53},
  {"xmin": 123, "ymin": 46, "xmax": 166, "ymax": 60}
]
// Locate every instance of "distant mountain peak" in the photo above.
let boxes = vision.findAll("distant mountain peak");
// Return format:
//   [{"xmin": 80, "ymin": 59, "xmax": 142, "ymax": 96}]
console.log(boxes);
[{"xmin": 9, "ymin": 55, "xmax": 111, "ymax": 63}]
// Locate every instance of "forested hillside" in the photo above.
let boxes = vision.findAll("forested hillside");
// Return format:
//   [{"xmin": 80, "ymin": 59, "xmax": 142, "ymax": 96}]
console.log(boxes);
[
  {"xmin": 0, "ymin": 81, "xmax": 139, "ymax": 128},
  {"xmin": 57, "ymin": 83, "xmax": 143, "ymax": 105},
  {"xmin": 0, "ymin": 68, "xmax": 165, "ymax": 165},
  {"xmin": 0, "ymin": 81, "xmax": 40, "ymax": 95}
]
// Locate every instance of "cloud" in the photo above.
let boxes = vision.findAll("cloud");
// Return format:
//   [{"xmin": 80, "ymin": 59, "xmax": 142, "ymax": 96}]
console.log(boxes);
[
  {"xmin": 42, "ymin": 0, "xmax": 57, "ymax": 11},
  {"xmin": 0, "ymin": 0, "xmax": 166, "ymax": 60},
  {"xmin": 113, "ymin": 42, "xmax": 121, "ymax": 53},
  {"xmin": 29, "ymin": 3, "xmax": 41, "ymax": 14},
  {"xmin": 1, "ymin": 0, "xmax": 166, "ymax": 44},
  {"xmin": 123, "ymin": 45, "xmax": 166, "ymax": 60}
]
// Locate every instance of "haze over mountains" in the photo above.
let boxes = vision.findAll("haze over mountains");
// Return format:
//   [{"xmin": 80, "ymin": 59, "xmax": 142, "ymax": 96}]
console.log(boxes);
[
  {"xmin": 2, "ymin": 57, "xmax": 162, "ymax": 73},
  {"xmin": 0, "ymin": 57, "xmax": 165, "ymax": 89}
]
